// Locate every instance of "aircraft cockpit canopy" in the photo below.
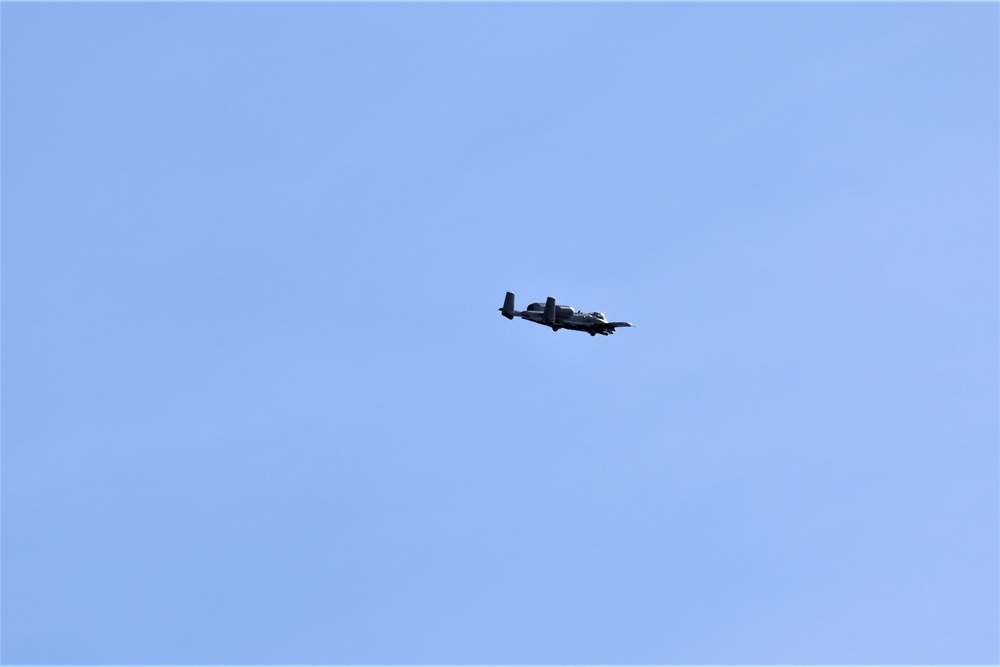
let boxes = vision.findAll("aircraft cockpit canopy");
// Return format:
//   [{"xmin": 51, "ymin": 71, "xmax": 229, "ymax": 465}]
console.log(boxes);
[{"xmin": 592, "ymin": 312, "xmax": 606, "ymax": 320}]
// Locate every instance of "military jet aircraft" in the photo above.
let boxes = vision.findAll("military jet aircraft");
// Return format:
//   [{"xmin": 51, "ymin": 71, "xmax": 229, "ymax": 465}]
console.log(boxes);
[{"xmin": 499, "ymin": 292, "xmax": 634, "ymax": 336}]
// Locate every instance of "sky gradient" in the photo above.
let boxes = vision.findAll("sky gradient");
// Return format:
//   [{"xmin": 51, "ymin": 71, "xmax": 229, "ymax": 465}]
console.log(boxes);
[{"xmin": 3, "ymin": 3, "xmax": 998, "ymax": 664}]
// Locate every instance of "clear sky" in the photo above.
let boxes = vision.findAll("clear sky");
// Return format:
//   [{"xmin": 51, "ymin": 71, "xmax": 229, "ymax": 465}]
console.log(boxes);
[{"xmin": 3, "ymin": 3, "xmax": 998, "ymax": 664}]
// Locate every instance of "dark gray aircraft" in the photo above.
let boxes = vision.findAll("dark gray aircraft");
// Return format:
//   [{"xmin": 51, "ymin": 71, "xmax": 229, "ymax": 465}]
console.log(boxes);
[{"xmin": 499, "ymin": 292, "xmax": 634, "ymax": 336}]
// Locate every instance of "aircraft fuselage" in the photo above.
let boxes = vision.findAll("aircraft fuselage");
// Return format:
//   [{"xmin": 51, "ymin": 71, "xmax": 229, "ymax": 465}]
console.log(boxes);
[{"xmin": 499, "ymin": 292, "xmax": 634, "ymax": 336}]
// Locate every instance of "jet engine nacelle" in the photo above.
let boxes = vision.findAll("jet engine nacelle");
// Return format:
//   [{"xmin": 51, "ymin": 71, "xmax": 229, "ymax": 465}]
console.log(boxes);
[{"xmin": 522, "ymin": 299, "xmax": 572, "ymax": 320}]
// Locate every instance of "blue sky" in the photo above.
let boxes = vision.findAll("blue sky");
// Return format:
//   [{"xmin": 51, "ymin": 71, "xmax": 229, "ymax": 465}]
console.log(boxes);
[{"xmin": 2, "ymin": 3, "xmax": 997, "ymax": 664}]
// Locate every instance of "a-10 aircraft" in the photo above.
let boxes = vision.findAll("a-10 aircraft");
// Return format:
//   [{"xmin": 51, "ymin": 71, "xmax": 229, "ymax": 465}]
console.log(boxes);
[{"xmin": 499, "ymin": 291, "xmax": 634, "ymax": 336}]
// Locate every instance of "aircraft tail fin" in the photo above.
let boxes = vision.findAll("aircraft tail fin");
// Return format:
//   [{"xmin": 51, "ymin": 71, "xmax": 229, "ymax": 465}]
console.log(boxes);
[
  {"xmin": 500, "ymin": 291, "xmax": 516, "ymax": 319},
  {"xmin": 543, "ymin": 297, "xmax": 556, "ymax": 325}
]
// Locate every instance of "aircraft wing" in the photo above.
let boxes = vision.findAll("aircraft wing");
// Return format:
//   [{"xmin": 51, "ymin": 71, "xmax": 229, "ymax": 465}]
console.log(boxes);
[{"xmin": 594, "ymin": 321, "xmax": 634, "ymax": 335}]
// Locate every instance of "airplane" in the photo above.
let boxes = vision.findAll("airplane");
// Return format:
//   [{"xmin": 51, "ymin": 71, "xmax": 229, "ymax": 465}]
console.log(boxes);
[{"xmin": 499, "ymin": 292, "xmax": 634, "ymax": 336}]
